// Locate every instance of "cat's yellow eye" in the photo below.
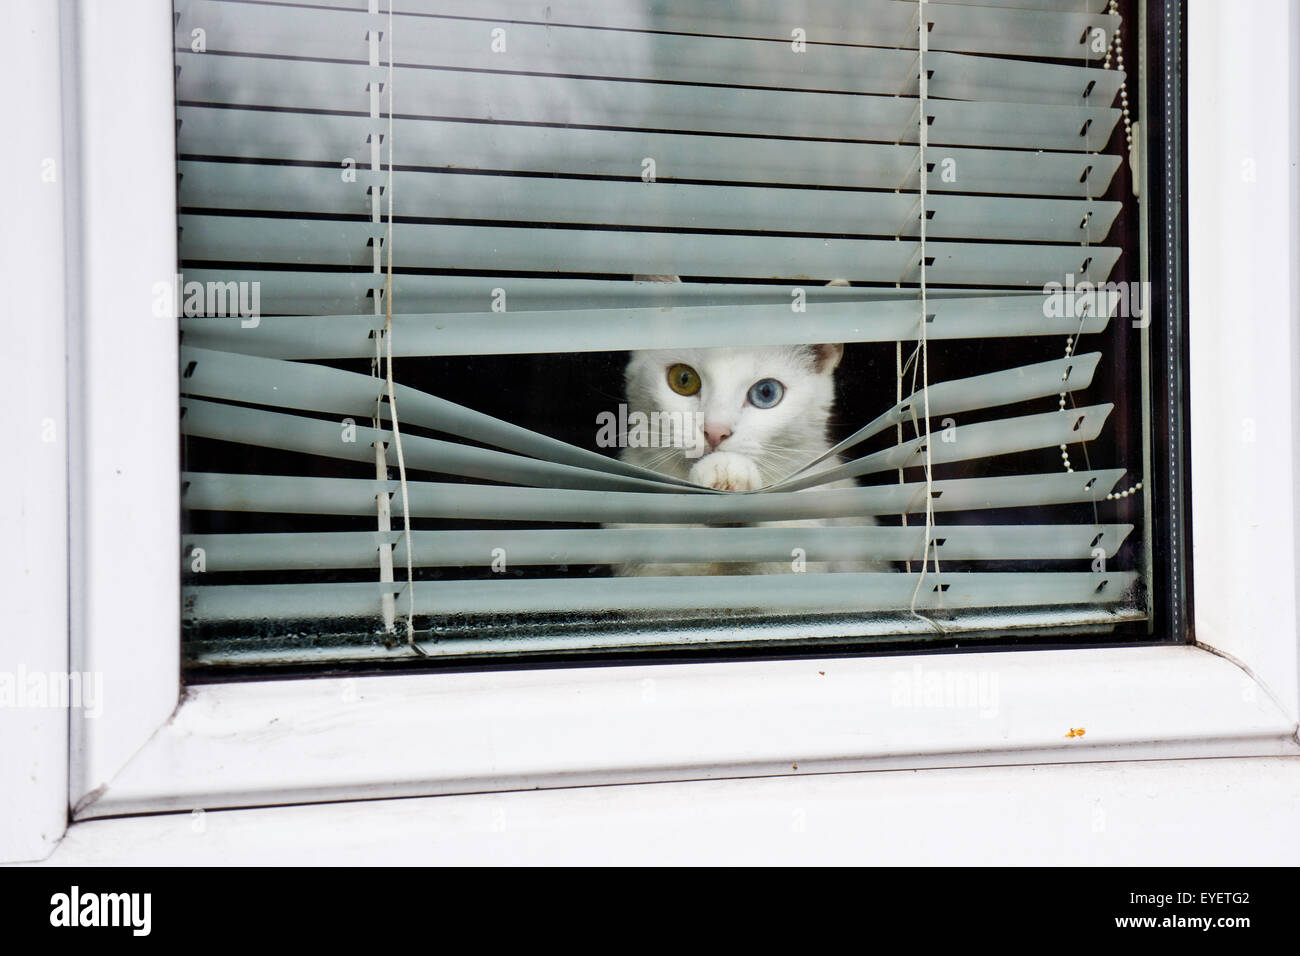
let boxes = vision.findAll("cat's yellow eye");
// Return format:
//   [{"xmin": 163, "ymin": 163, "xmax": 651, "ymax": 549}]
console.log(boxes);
[{"xmin": 666, "ymin": 363, "xmax": 701, "ymax": 396}]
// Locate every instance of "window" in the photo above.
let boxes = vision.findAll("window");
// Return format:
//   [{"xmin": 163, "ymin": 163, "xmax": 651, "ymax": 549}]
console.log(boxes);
[
  {"xmin": 174, "ymin": 0, "xmax": 1186, "ymax": 673},
  {"xmin": 20, "ymin": 0, "xmax": 1292, "ymax": 843}
]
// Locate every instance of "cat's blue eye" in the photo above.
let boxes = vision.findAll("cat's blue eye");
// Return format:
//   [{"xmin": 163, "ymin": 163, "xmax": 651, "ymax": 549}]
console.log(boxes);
[{"xmin": 747, "ymin": 378, "xmax": 785, "ymax": 409}]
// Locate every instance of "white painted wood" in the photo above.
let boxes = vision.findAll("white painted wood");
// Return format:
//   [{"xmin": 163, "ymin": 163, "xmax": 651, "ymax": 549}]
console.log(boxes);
[
  {"xmin": 0, "ymin": 0, "xmax": 71, "ymax": 864},
  {"xmin": 1188, "ymin": 0, "xmax": 1300, "ymax": 722},
  {"xmin": 66, "ymin": 0, "xmax": 182, "ymax": 814},
  {"xmin": 75, "ymin": 645, "xmax": 1297, "ymax": 820},
  {"xmin": 43, "ymin": 756, "xmax": 1300, "ymax": 866}
]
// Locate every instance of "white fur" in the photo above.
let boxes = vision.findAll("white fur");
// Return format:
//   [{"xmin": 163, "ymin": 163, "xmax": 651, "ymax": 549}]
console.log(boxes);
[{"xmin": 610, "ymin": 344, "xmax": 879, "ymax": 576}]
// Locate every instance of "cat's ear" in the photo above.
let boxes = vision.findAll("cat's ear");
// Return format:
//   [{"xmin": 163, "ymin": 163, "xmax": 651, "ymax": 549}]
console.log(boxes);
[
  {"xmin": 811, "ymin": 343, "xmax": 844, "ymax": 374},
  {"xmin": 816, "ymin": 280, "xmax": 849, "ymax": 372}
]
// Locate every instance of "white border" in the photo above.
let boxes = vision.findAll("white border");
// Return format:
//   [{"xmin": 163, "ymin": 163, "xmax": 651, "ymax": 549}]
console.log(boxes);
[
  {"xmin": 64, "ymin": 0, "xmax": 181, "ymax": 815},
  {"xmin": 1188, "ymin": 0, "xmax": 1300, "ymax": 720},
  {"xmin": 3, "ymin": 0, "xmax": 1294, "ymax": 857},
  {"xmin": 0, "ymin": 0, "xmax": 71, "ymax": 864}
]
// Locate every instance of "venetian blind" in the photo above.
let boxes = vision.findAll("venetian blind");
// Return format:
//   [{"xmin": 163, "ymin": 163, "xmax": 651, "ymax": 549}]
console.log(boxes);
[{"xmin": 174, "ymin": 0, "xmax": 1144, "ymax": 658}]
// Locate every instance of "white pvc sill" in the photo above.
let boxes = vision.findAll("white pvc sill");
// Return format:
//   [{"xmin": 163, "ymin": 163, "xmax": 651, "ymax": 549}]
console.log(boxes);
[
  {"xmin": 46, "ymin": 756, "xmax": 1300, "ymax": 866},
  {"xmin": 75, "ymin": 643, "xmax": 1298, "ymax": 820}
]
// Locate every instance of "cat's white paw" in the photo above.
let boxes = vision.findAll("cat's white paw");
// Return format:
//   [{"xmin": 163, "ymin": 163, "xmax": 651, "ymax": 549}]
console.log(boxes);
[{"xmin": 689, "ymin": 452, "xmax": 763, "ymax": 492}]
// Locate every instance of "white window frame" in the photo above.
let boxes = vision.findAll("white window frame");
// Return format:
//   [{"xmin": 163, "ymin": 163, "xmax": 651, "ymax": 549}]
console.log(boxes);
[{"xmin": 4, "ymin": 0, "xmax": 1297, "ymax": 862}]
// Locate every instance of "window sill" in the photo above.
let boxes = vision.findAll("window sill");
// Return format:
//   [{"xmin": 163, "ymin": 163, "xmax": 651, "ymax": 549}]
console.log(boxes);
[
  {"xmin": 75, "ymin": 642, "xmax": 1298, "ymax": 820},
  {"xmin": 45, "ymin": 755, "xmax": 1300, "ymax": 866}
]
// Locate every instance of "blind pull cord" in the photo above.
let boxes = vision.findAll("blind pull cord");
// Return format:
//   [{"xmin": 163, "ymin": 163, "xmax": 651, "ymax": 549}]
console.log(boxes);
[
  {"xmin": 1060, "ymin": 7, "xmax": 1142, "ymax": 514},
  {"xmin": 365, "ymin": 1, "xmax": 420, "ymax": 652},
  {"xmin": 907, "ymin": 0, "xmax": 945, "ymax": 633},
  {"xmin": 379, "ymin": 1, "xmax": 420, "ymax": 654},
  {"xmin": 897, "ymin": 340, "xmax": 908, "ymax": 574},
  {"xmin": 368, "ymin": 2, "xmax": 395, "ymax": 636}
]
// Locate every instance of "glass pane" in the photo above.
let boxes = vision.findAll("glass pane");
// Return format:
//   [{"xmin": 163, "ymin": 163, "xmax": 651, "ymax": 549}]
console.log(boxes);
[{"xmin": 176, "ymin": 0, "xmax": 1179, "ymax": 673}]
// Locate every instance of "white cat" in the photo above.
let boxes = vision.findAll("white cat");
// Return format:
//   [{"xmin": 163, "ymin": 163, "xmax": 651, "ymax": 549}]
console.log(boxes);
[{"xmin": 611, "ymin": 341, "xmax": 878, "ymax": 576}]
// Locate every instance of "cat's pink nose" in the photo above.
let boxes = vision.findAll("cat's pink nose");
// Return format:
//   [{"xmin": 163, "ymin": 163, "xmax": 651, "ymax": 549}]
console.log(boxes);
[{"xmin": 703, "ymin": 423, "xmax": 732, "ymax": 451}]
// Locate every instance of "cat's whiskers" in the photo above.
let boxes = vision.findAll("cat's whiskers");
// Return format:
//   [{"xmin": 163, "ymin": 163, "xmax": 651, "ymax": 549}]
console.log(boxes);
[{"xmin": 634, "ymin": 447, "xmax": 690, "ymax": 473}]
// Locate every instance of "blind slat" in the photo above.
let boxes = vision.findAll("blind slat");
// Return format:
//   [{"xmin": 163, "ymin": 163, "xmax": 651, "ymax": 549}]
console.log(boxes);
[
  {"xmin": 930, "ymin": 0, "xmax": 1110, "ymax": 11},
  {"xmin": 213, "ymin": 0, "xmax": 1116, "ymax": 60},
  {"xmin": 181, "ymin": 398, "xmax": 697, "ymax": 493},
  {"xmin": 183, "ymin": 347, "xmax": 1102, "ymax": 487},
  {"xmin": 182, "ymin": 346, "xmax": 700, "ymax": 487},
  {"xmin": 182, "ymin": 397, "xmax": 1112, "ymax": 492},
  {"xmin": 184, "ymin": 570, "xmax": 1138, "ymax": 622},
  {"xmin": 177, "ymin": 109, "xmax": 1121, "ymax": 197},
  {"xmin": 177, "ymin": 52, "xmax": 1120, "ymax": 150},
  {"xmin": 795, "ymin": 352, "xmax": 1102, "ymax": 471},
  {"xmin": 179, "ymin": 215, "xmax": 1120, "ymax": 286},
  {"xmin": 777, "ymin": 404, "xmax": 1113, "ymax": 491},
  {"xmin": 175, "ymin": 1, "xmax": 1122, "ymax": 104},
  {"xmin": 180, "ymin": 343, "xmax": 1097, "ymax": 494},
  {"xmin": 180, "ymin": 294, "xmax": 1118, "ymax": 358},
  {"xmin": 181, "ymin": 469, "xmax": 1131, "ymax": 522},
  {"xmin": 184, "ymin": 524, "xmax": 1135, "ymax": 571},
  {"xmin": 175, "ymin": 271, "xmax": 1124, "ymax": 319},
  {"xmin": 180, "ymin": 161, "xmax": 1122, "ymax": 244}
]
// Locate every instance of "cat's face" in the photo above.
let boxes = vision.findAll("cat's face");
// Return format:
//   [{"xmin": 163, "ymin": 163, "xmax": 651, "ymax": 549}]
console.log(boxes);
[{"xmin": 622, "ymin": 344, "xmax": 843, "ymax": 481}]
